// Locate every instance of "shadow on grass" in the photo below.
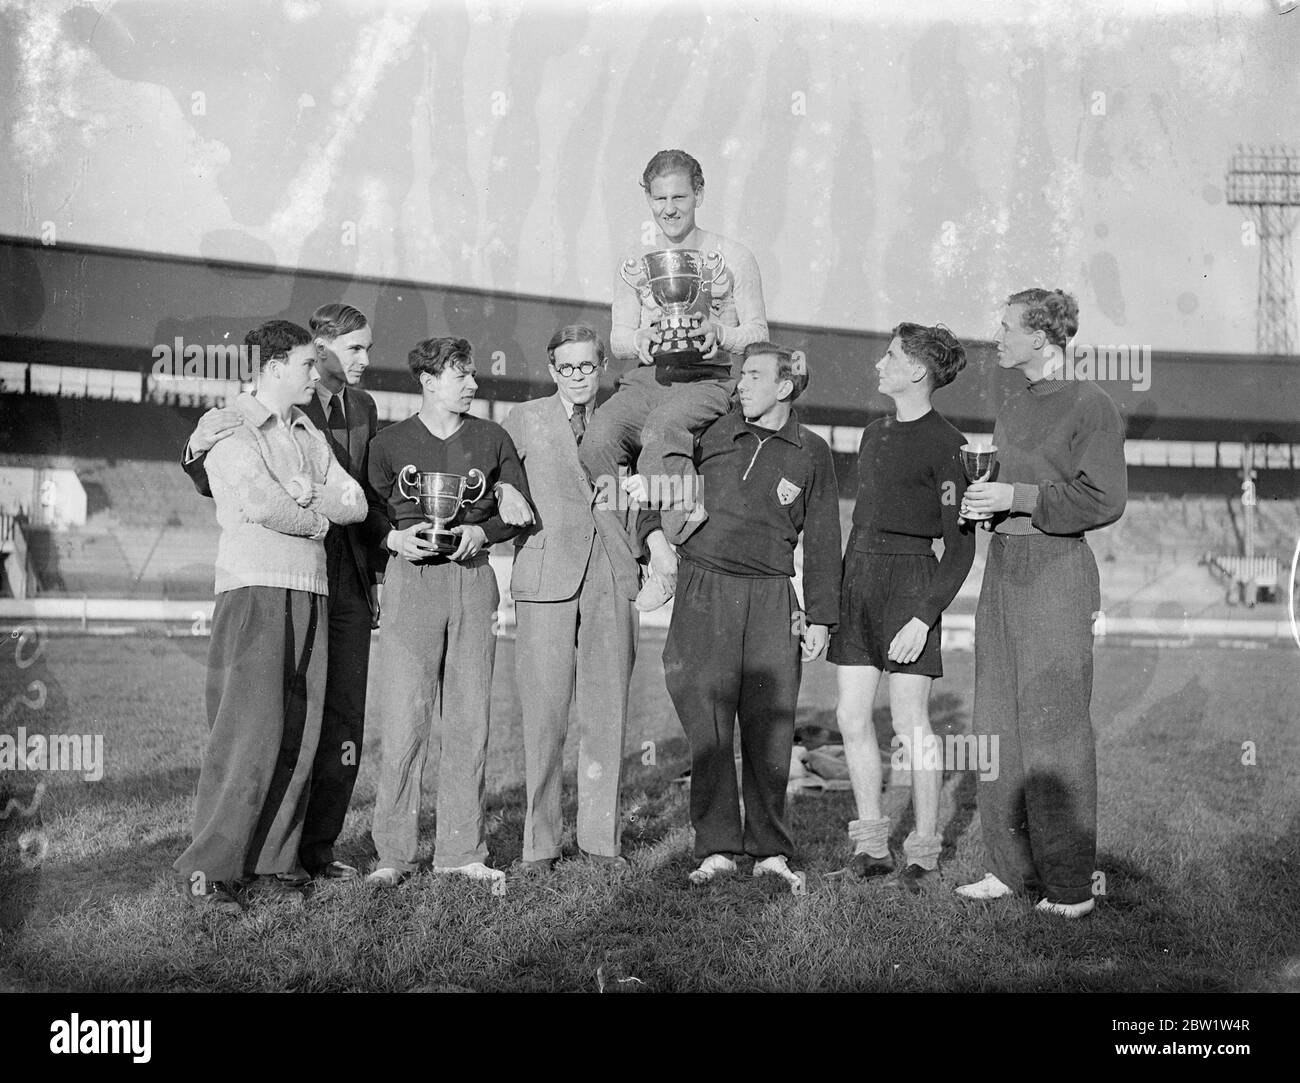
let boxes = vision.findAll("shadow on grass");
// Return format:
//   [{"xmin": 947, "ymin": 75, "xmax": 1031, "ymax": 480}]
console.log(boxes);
[
  {"xmin": 9, "ymin": 672, "xmax": 1297, "ymax": 993},
  {"xmin": 295, "ymin": 736, "xmax": 697, "ymax": 876}
]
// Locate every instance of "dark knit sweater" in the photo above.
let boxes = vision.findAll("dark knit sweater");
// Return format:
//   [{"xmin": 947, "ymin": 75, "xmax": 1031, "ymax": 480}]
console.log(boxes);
[
  {"xmin": 992, "ymin": 378, "xmax": 1127, "ymax": 536},
  {"xmin": 368, "ymin": 414, "xmax": 529, "ymax": 545},
  {"xmin": 846, "ymin": 409, "xmax": 975, "ymax": 627}
]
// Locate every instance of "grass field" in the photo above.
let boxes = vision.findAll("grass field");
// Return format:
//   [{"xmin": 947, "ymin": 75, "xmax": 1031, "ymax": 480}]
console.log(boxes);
[{"xmin": 1, "ymin": 632, "xmax": 1297, "ymax": 993}]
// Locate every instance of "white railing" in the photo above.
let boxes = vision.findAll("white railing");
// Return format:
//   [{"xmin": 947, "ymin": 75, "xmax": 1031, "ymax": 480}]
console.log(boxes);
[
  {"xmin": 3, "ymin": 360, "xmax": 1300, "ymax": 469},
  {"xmin": 1208, "ymin": 553, "xmax": 1280, "ymax": 589}
]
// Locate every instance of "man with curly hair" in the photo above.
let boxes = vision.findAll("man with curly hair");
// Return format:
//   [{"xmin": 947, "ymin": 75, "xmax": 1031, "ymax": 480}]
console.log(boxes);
[
  {"xmin": 957, "ymin": 288, "xmax": 1127, "ymax": 919},
  {"xmin": 365, "ymin": 337, "xmax": 529, "ymax": 889}
]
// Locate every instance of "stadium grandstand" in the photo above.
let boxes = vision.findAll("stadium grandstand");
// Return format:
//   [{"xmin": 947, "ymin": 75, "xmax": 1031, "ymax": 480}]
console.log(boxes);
[{"xmin": 2, "ymin": 235, "xmax": 1297, "ymax": 621}]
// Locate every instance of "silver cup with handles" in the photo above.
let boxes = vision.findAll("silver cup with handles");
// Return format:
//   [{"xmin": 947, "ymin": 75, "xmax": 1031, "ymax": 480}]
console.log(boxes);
[
  {"xmin": 397, "ymin": 467, "xmax": 487, "ymax": 553},
  {"xmin": 620, "ymin": 248, "xmax": 727, "ymax": 355}
]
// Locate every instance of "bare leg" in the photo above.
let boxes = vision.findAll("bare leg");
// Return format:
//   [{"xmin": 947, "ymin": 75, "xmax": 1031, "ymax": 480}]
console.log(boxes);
[
  {"xmin": 888, "ymin": 673, "xmax": 938, "ymax": 836},
  {"xmin": 835, "ymin": 664, "xmax": 884, "ymax": 819},
  {"xmin": 828, "ymin": 664, "xmax": 892, "ymax": 875}
]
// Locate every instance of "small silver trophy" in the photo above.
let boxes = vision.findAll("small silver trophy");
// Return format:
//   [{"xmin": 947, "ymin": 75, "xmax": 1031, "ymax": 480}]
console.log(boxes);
[
  {"xmin": 397, "ymin": 467, "xmax": 487, "ymax": 553},
  {"xmin": 959, "ymin": 443, "xmax": 998, "ymax": 521},
  {"xmin": 620, "ymin": 248, "xmax": 727, "ymax": 355}
]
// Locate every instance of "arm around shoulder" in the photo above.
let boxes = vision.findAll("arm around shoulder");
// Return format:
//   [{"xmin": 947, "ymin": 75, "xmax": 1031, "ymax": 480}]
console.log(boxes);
[{"xmin": 181, "ymin": 445, "xmax": 212, "ymax": 498}]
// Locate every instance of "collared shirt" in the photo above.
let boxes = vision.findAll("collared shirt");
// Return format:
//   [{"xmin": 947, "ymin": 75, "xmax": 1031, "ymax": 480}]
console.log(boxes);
[
  {"xmin": 643, "ymin": 407, "xmax": 842, "ymax": 629},
  {"xmin": 558, "ymin": 395, "xmax": 595, "ymax": 421},
  {"xmin": 238, "ymin": 391, "xmax": 318, "ymax": 444},
  {"xmin": 316, "ymin": 384, "xmax": 347, "ymax": 426}
]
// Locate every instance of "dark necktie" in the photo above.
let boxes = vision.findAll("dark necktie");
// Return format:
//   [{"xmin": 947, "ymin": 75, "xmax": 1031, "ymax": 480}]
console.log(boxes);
[
  {"xmin": 327, "ymin": 394, "xmax": 348, "ymax": 465},
  {"xmin": 570, "ymin": 402, "xmax": 587, "ymax": 446}
]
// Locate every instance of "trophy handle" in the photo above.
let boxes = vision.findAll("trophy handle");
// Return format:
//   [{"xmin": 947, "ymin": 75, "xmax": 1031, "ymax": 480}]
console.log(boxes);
[
  {"xmin": 397, "ymin": 464, "xmax": 419, "ymax": 502},
  {"xmin": 620, "ymin": 257, "xmax": 651, "ymax": 300},
  {"xmin": 702, "ymin": 250, "xmax": 727, "ymax": 290},
  {"xmin": 463, "ymin": 468, "xmax": 487, "ymax": 505}
]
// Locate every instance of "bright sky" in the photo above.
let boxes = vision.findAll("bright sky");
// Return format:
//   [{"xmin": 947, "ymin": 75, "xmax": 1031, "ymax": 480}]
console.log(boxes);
[{"xmin": 2, "ymin": 0, "xmax": 1297, "ymax": 353}]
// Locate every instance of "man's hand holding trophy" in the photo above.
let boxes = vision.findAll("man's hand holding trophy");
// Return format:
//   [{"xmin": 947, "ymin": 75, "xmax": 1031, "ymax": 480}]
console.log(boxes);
[
  {"xmin": 958, "ymin": 442, "xmax": 1007, "ymax": 525},
  {"xmin": 621, "ymin": 249, "xmax": 727, "ymax": 365}
]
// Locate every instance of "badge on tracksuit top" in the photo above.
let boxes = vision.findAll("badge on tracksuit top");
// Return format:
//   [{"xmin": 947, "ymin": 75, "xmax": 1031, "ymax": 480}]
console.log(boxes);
[{"xmin": 776, "ymin": 477, "xmax": 801, "ymax": 506}]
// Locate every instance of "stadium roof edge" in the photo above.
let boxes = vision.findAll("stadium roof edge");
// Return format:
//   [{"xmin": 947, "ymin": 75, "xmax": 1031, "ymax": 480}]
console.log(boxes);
[{"xmin": 4, "ymin": 233, "xmax": 1289, "ymax": 365}]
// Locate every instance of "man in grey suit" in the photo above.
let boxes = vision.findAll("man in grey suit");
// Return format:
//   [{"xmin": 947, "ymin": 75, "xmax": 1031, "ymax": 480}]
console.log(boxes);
[{"xmin": 503, "ymin": 324, "xmax": 641, "ymax": 874}]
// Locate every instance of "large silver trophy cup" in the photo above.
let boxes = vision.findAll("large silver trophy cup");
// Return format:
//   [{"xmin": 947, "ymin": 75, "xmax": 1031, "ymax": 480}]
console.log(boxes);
[
  {"xmin": 397, "ymin": 466, "xmax": 487, "ymax": 553},
  {"xmin": 620, "ymin": 249, "xmax": 727, "ymax": 355}
]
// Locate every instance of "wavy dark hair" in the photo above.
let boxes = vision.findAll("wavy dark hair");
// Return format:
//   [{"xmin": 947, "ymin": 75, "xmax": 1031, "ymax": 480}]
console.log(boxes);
[
  {"xmin": 245, "ymin": 319, "xmax": 311, "ymax": 369},
  {"xmin": 892, "ymin": 322, "xmax": 967, "ymax": 390},
  {"xmin": 407, "ymin": 337, "xmax": 473, "ymax": 383}
]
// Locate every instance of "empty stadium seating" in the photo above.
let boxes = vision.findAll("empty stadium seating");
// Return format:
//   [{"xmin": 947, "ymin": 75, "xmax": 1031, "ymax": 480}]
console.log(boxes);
[
  {"xmin": 11, "ymin": 459, "xmax": 217, "ymax": 598},
  {"xmin": 1, "ymin": 395, "xmax": 1296, "ymax": 612}
]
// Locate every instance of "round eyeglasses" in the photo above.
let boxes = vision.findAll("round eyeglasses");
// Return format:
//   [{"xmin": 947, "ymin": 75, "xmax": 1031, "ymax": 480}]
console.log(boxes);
[{"xmin": 552, "ymin": 361, "xmax": 600, "ymax": 377}]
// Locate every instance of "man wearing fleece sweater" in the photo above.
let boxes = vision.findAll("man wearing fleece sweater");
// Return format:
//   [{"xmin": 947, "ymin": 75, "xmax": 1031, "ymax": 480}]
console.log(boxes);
[
  {"xmin": 174, "ymin": 320, "xmax": 366, "ymax": 914},
  {"xmin": 958, "ymin": 288, "xmax": 1127, "ymax": 919}
]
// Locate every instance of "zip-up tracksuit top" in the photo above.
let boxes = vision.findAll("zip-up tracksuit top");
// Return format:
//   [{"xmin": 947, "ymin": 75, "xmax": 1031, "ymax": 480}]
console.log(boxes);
[{"xmin": 642, "ymin": 406, "xmax": 842, "ymax": 630}]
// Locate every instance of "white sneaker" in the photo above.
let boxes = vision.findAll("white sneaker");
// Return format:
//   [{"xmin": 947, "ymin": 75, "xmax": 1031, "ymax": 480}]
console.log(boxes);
[
  {"xmin": 687, "ymin": 854, "xmax": 737, "ymax": 884},
  {"xmin": 365, "ymin": 867, "xmax": 409, "ymax": 888},
  {"xmin": 753, "ymin": 855, "xmax": 803, "ymax": 891},
  {"xmin": 955, "ymin": 872, "xmax": 1014, "ymax": 900},
  {"xmin": 1035, "ymin": 897, "xmax": 1095, "ymax": 919},
  {"xmin": 433, "ymin": 861, "xmax": 506, "ymax": 884}
]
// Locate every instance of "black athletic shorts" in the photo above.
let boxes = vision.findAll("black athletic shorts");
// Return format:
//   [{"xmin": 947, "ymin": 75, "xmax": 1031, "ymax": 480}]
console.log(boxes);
[{"xmin": 826, "ymin": 550, "xmax": 943, "ymax": 677}]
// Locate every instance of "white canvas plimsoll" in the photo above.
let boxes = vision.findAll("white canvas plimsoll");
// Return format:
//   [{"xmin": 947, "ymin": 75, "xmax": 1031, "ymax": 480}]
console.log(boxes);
[
  {"xmin": 954, "ymin": 872, "xmax": 1014, "ymax": 900},
  {"xmin": 1035, "ymin": 897, "xmax": 1096, "ymax": 919},
  {"xmin": 687, "ymin": 854, "xmax": 737, "ymax": 884},
  {"xmin": 434, "ymin": 861, "xmax": 506, "ymax": 883},
  {"xmin": 753, "ymin": 855, "xmax": 804, "ymax": 894}
]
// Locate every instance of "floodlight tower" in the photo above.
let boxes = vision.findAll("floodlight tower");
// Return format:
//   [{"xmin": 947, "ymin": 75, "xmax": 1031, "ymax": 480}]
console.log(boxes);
[{"xmin": 1226, "ymin": 145, "xmax": 1300, "ymax": 355}]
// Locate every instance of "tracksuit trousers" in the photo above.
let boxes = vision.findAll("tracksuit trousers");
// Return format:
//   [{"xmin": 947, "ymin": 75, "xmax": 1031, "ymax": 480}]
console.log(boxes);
[
  {"xmin": 974, "ymin": 533, "xmax": 1100, "ymax": 905},
  {"xmin": 663, "ymin": 560, "xmax": 802, "ymax": 860},
  {"xmin": 175, "ymin": 586, "xmax": 326, "ymax": 886},
  {"xmin": 369, "ymin": 554, "xmax": 499, "ymax": 872}
]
